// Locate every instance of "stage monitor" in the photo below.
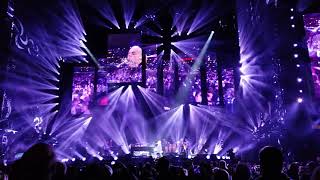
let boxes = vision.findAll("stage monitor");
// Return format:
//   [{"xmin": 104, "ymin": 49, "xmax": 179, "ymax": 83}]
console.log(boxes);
[
  {"xmin": 98, "ymin": 33, "xmax": 143, "ymax": 83},
  {"xmin": 304, "ymin": 13, "xmax": 320, "ymax": 98}
]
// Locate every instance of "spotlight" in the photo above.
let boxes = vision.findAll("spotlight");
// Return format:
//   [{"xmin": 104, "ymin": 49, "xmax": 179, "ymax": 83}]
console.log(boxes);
[
  {"xmin": 163, "ymin": 106, "xmax": 171, "ymax": 111},
  {"xmin": 82, "ymin": 157, "xmax": 86, "ymax": 161},
  {"xmin": 297, "ymin": 78, "xmax": 302, "ymax": 83},
  {"xmin": 291, "ymin": 24, "xmax": 295, "ymax": 28},
  {"xmin": 299, "ymin": 90, "xmax": 303, "ymax": 93},
  {"xmin": 211, "ymin": 30, "xmax": 215, "ymax": 34},
  {"xmin": 226, "ymin": 156, "xmax": 230, "ymax": 160},
  {"xmin": 206, "ymin": 155, "xmax": 210, "ymax": 159},
  {"xmin": 290, "ymin": 8, "xmax": 294, "ymax": 12},
  {"xmin": 294, "ymin": 54, "xmax": 299, "ymax": 58},
  {"xmin": 98, "ymin": 157, "xmax": 103, "ymax": 161},
  {"xmin": 296, "ymin": 64, "xmax": 300, "ymax": 67},
  {"xmin": 222, "ymin": 156, "xmax": 226, "ymax": 159},
  {"xmin": 293, "ymin": 43, "xmax": 298, "ymax": 47},
  {"xmin": 114, "ymin": 156, "xmax": 118, "ymax": 161},
  {"xmin": 217, "ymin": 156, "xmax": 221, "ymax": 159},
  {"xmin": 187, "ymin": 155, "xmax": 192, "ymax": 159},
  {"xmin": 297, "ymin": 97, "xmax": 303, "ymax": 103},
  {"xmin": 290, "ymin": 16, "xmax": 294, "ymax": 20},
  {"xmin": 111, "ymin": 161, "xmax": 115, "ymax": 165},
  {"xmin": 71, "ymin": 158, "xmax": 76, "ymax": 162}
]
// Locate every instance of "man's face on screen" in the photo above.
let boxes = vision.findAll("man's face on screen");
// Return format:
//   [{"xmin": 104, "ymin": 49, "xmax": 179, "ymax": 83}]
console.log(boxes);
[{"xmin": 127, "ymin": 46, "xmax": 142, "ymax": 67}]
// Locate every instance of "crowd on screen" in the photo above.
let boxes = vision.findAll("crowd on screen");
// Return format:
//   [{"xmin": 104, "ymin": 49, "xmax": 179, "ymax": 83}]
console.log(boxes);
[{"xmin": 71, "ymin": 72, "xmax": 94, "ymax": 115}]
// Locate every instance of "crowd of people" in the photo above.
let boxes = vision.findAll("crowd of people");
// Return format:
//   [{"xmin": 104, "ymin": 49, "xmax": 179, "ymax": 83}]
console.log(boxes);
[{"xmin": 2, "ymin": 143, "xmax": 320, "ymax": 180}]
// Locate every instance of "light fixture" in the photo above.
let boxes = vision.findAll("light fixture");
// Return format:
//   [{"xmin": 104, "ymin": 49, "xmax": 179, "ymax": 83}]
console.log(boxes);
[{"xmin": 206, "ymin": 155, "xmax": 210, "ymax": 159}]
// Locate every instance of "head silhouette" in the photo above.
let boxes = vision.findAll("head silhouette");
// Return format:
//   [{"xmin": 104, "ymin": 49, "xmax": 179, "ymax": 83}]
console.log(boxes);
[
  {"xmin": 259, "ymin": 146, "xmax": 283, "ymax": 176},
  {"xmin": 234, "ymin": 163, "xmax": 251, "ymax": 180}
]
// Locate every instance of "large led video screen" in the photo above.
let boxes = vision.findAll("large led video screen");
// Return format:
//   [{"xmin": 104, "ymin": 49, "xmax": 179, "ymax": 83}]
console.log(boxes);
[
  {"xmin": 98, "ymin": 33, "xmax": 142, "ymax": 83},
  {"xmin": 71, "ymin": 67, "xmax": 95, "ymax": 115},
  {"xmin": 206, "ymin": 54, "xmax": 219, "ymax": 105},
  {"xmin": 145, "ymin": 45, "xmax": 158, "ymax": 92},
  {"xmin": 304, "ymin": 13, "xmax": 320, "ymax": 98},
  {"xmin": 163, "ymin": 61, "xmax": 175, "ymax": 97},
  {"xmin": 222, "ymin": 68, "xmax": 235, "ymax": 105},
  {"xmin": 178, "ymin": 57, "xmax": 201, "ymax": 103}
]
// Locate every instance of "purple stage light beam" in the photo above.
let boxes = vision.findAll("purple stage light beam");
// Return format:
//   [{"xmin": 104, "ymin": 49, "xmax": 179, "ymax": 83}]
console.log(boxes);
[
  {"xmin": 121, "ymin": 0, "xmax": 136, "ymax": 29},
  {"xmin": 88, "ymin": 0, "xmax": 120, "ymax": 29},
  {"xmin": 137, "ymin": 86, "xmax": 166, "ymax": 115},
  {"xmin": 170, "ymin": 4, "xmax": 191, "ymax": 35},
  {"xmin": 187, "ymin": 3, "xmax": 216, "ymax": 35},
  {"xmin": 172, "ymin": 36, "xmax": 207, "ymax": 58},
  {"xmin": 176, "ymin": 31, "xmax": 214, "ymax": 102}
]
